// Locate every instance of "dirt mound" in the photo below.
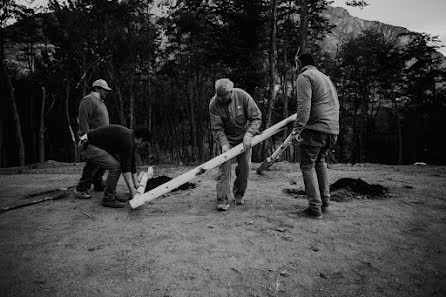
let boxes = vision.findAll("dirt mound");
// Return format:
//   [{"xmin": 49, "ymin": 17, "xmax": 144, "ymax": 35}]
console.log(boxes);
[
  {"xmin": 284, "ymin": 178, "xmax": 388, "ymax": 202},
  {"xmin": 330, "ymin": 188, "xmax": 365, "ymax": 202},
  {"xmin": 330, "ymin": 178, "xmax": 388, "ymax": 198},
  {"xmin": 145, "ymin": 175, "xmax": 196, "ymax": 192}
]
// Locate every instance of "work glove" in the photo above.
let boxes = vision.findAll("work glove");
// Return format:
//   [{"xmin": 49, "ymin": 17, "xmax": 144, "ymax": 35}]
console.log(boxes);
[
  {"xmin": 243, "ymin": 133, "xmax": 254, "ymax": 150},
  {"xmin": 222, "ymin": 144, "xmax": 230, "ymax": 153},
  {"xmin": 291, "ymin": 130, "xmax": 303, "ymax": 145}
]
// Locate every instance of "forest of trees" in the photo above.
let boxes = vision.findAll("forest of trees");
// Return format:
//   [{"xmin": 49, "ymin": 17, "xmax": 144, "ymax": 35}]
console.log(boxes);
[{"xmin": 1, "ymin": 0, "xmax": 445, "ymax": 167}]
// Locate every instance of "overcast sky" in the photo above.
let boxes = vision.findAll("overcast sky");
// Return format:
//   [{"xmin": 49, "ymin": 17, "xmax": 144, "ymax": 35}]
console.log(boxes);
[{"xmin": 331, "ymin": 0, "xmax": 446, "ymax": 55}]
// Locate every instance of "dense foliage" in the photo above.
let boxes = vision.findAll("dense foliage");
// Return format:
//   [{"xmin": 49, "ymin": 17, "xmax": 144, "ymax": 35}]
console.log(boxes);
[{"xmin": 1, "ymin": 0, "xmax": 445, "ymax": 167}]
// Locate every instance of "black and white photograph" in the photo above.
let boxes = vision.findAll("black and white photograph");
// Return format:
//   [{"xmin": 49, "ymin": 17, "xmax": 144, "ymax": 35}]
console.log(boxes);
[{"xmin": 1, "ymin": 0, "xmax": 445, "ymax": 296}]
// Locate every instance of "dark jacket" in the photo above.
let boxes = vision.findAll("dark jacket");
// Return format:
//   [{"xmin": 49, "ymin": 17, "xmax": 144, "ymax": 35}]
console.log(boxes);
[{"xmin": 87, "ymin": 125, "xmax": 136, "ymax": 173}]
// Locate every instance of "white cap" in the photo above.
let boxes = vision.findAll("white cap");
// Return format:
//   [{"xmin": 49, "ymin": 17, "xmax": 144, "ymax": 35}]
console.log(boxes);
[{"xmin": 92, "ymin": 79, "xmax": 112, "ymax": 91}]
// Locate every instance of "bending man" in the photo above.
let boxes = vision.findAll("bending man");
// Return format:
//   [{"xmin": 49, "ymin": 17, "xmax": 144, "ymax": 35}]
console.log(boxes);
[
  {"xmin": 209, "ymin": 78, "xmax": 262, "ymax": 211},
  {"xmin": 78, "ymin": 124, "xmax": 150, "ymax": 208}
]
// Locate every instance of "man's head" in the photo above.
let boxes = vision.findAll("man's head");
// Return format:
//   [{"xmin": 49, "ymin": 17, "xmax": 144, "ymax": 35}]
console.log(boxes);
[
  {"xmin": 215, "ymin": 78, "xmax": 234, "ymax": 103},
  {"xmin": 133, "ymin": 127, "xmax": 151, "ymax": 145},
  {"xmin": 298, "ymin": 53, "xmax": 315, "ymax": 68},
  {"xmin": 92, "ymin": 79, "xmax": 112, "ymax": 99}
]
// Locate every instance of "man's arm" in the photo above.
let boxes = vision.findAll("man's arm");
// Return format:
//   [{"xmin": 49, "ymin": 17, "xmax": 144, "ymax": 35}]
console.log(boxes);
[
  {"xmin": 132, "ymin": 173, "xmax": 139, "ymax": 188},
  {"xmin": 293, "ymin": 74, "xmax": 312, "ymax": 134},
  {"xmin": 119, "ymin": 137, "xmax": 139, "ymax": 196},
  {"xmin": 122, "ymin": 172, "xmax": 137, "ymax": 197},
  {"xmin": 131, "ymin": 149, "xmax": 139, "ymax": 188},
  {"xmin": 209, "ymin": 103, "xmax": 229, "ymax": 150}
]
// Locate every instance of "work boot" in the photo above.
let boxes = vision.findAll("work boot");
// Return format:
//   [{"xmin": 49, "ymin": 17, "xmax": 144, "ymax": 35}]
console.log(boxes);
[
  {"xmin": 234, "ymin": 194, "xmax": 245, "ymax": 205},
  {"xmin": 102, "ymin": 199, "xmax": 125, "ymax": 208},
  {"xmin": 302, "ymin": 207, "xmax": 323, "ymax": 219},
  {"xmin": 115, "ymin": 194, "xmax": 129, "ymax": 203},
  {"xmin": 217, "ymin": 197, "xmax": 229, "ymax": 211},
  {"xmin": 321, "ymin": 203, "xmax": 329, "ymax": 213},
  {"xmin": 74, "ymin": 188, "xmax": 91, "ymax": 199}
]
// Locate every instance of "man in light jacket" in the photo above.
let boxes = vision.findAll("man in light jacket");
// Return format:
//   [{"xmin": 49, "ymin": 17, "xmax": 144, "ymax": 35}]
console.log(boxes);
[
  {"xmin": 209, "ymin": 78, "xmax": 262, "ymax": 211},
  {"xmin": 292, "ymin": 54, "xmax": 340, "ymax": 219}
]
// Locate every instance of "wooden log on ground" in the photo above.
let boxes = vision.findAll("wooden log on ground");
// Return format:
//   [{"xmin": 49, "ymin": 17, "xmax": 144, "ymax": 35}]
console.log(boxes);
[
  {"xmin": 129, "ymin": 113, "xmax": 297, "ymax": 209},
  {"xmin": 0, "ymin": 190, "xmax": 70, "ymax": 213},
  {"xmin": 136, "ymin": 166, "xmax": 154, "ymax": 194}
]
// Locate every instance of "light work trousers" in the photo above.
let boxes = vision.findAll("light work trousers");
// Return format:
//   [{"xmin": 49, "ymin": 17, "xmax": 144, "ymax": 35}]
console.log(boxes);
[{"xmin": 216, "ymin": 147, "xmax": 252, "ymax": 203}]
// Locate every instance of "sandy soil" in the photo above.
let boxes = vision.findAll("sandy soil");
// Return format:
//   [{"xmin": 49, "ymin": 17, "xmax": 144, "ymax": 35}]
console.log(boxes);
[{"xmin": 0, "ymin": 162, "xmax": 445, "ymax": 297}]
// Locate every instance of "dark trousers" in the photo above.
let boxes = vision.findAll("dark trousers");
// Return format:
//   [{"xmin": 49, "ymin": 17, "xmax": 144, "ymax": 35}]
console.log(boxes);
[
  {"xmin": 76, "ymin": 143, "xmax": 121, "ymax": 201},
  {"xmin": 77, "ymin": 162, "xmax": 106, "ymax": 191},
  {"xmin": 299, "ymin": 130, "xmax": 337, "ymax": 210}
]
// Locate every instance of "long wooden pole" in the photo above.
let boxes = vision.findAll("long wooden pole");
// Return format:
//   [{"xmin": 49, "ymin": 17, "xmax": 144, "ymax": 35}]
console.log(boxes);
[
  {"xmin": 256, "ymin": 132, "xmax": 293, "ymax": 174},
  {"xmin": 129, "ymin": 113, "xmax": 297, "ymax": 209}
]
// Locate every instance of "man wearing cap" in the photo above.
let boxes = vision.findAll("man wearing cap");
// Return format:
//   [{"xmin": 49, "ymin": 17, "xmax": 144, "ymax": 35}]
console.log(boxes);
[
  {"xmin": 291, "ymin": 54, "xmax": 339, "ymax": 219},
  {"xmin": 74, "ymin": 79, "xmax": 112, "ymax": 199},
  {"xmin": 209, "ymin": 78, "xmax": 262, "ymax": 211}
]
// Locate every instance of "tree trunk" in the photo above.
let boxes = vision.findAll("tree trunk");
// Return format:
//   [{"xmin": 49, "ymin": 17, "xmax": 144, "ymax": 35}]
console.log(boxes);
[
  {"xmin": 147, "ymin": 78, "xmax": 152, "ymax": 131},
  {"xmin": 64, "ymin": 83, "xmax": 79, "ymax": 162},
  {"xmin": 393, "ymin": 100, "xmax": 403, "ymax": 165},
  {"xmin": 29, "ymin": 93, "xmax": 36, "ymax": 162},
  {"xmin": 338, "ymin": 83, "xmax": 346, "ymax": 162},
  {"xmin": 298, "ymin": 0, "xmax": 308, "ymax": 53},
  {"xmin": 291, "ymin": 52, "xmax": 299, "ymax": 162},
  {"xmin": 0, "ymin": 115, "xmax": 4, "ymax": 167},
  {"xmin": 188, "ymin": 80, "xmax": 198, "ymax": 162},
  {"xmin": 108, "ymin": 64, "xmax": 127, "ymax": 126},
  {"xmin": 81, "ymin": 51, "xmax": 87, "ymax": 97},
  {"xmin": 282, "ymin": 63, "xmax": 289, "ymax": 160},
  {"xmin": 262, "ymin": 0, "xmax": 278, "ymax": 159},
  {"xmin": 2, "ymin": 63, "xmax": 25, "ymax": 166},
  {"xmin": 116, "ymin": 85, "xmax": 127, "ymax": 127},
  {"xmin": 129, "ymin": 72, "xmax": 135, "ymax": 129},
  {"xmin": 39, "ymin": 86, "xmax": 46, "ymax": 163},
  {"xmin": 359, "ymin": 96, "xmax": 368, "ymax": 163}
]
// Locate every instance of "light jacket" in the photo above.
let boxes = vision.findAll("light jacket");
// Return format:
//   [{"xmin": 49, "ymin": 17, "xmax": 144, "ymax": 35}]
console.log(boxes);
[
  {"xmin": 209, "ymin": 88, "xmax": 262, "ymax": 146},
  {"xmin": 294, "ymin": 65, "xmax": 339, "ymax": 135}
]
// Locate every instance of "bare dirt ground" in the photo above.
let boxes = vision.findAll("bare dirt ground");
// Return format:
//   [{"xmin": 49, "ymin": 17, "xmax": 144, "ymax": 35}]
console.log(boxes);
[{"xmin": 0, "ymin": 161, "xmax": 445, "ymax": 297}]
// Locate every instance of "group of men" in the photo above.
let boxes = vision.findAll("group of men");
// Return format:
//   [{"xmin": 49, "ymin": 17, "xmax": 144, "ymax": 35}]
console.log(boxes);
[
  {"xmin": 74, "ymin": 53, "xmax": 339, "ymax": 219},
  {"xmin": 73, "ymin": 79, "xmax": 150, "ymax": 208}
]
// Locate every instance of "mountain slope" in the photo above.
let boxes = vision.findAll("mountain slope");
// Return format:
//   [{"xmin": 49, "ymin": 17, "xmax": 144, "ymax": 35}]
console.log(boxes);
[{"xmin": 320, "ymin": 6, "xmax": 434, "ymax": 57}]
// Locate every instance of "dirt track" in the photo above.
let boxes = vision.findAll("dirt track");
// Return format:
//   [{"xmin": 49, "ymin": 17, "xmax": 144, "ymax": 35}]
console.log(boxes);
[{"xmin": 0, "ymin": 162, "xmax": 445, "ymax": 297}]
